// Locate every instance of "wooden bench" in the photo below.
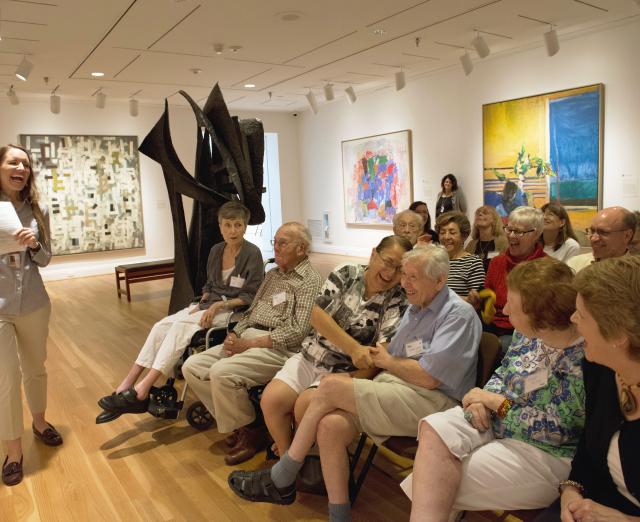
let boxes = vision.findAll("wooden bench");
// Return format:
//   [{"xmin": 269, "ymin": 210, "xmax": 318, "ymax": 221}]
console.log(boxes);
[{"xmin": 115, "ymin": 259, "xmax": 175, "ymax": 301}]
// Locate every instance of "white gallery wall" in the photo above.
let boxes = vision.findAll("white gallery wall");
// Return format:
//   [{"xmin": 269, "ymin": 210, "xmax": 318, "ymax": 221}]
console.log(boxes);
[
  {"xmin": 0, "ymin": 97, "xmax": 300, "ymax": 280},
  {"xmin": 296, "ymin": 17, "xmax": 640, "ymax": 257}
]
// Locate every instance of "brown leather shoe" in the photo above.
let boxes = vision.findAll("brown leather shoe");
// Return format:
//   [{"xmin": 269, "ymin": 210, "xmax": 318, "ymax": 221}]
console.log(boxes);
[
  {"xmin": 32, "ymin": 423, "xmax": 63, "ymax": 447},
  {"xmin": 224, "ymin": 426, "xmax": 269, "ymax": 466},
  {"xmin": 2, "ymin": 456, "xmax": 23, "ymax": 486},
  {"xmin": 224, "ymin": 429, "xmax": 240, "ymax": 448}
]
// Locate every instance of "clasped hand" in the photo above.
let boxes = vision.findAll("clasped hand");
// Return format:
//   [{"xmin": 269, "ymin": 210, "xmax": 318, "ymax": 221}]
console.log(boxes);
[{"xmin": 223, "ymin": 332, "xmax": 250, "ymax": 356}]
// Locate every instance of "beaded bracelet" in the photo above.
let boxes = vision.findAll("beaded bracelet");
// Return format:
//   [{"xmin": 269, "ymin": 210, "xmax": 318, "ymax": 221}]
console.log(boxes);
[
  {"xmin": 496, "ymin": 398, "xmax": 513, "ymax": 418},
  {"xmin": 558, "ymin": 479, "xmax": 585, "ymax": 495}
]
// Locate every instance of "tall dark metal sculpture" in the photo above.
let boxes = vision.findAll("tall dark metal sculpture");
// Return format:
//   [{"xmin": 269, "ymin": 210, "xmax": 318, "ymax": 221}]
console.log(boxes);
[{"xmin": 139, "ymin": 84, "xmax": 266, "ymax": 314}]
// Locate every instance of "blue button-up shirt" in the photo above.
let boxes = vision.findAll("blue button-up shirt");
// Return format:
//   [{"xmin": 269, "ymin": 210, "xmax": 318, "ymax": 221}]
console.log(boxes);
[
  {"xmin": 388, "ymin": 286, "xmax": 481, "ymax": 401},
  {"xmin": 0, "ymin": 195, "xmax": 51, "ymax": 316}
]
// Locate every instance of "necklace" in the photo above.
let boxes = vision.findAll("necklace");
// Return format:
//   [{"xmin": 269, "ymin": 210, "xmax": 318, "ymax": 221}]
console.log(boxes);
[
  {"xmin": 477, "ymin": 239, "xmax": 494, "ymax": 259},
  {"xmin": 617, "ymin": 373, "xmax": 640, "ymax": 415}
]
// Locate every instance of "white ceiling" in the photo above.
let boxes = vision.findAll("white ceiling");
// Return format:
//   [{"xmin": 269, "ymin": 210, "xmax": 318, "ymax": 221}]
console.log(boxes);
[{"xmin": 0, "ymin": 0, "xmax": 638, "ymax": 112}]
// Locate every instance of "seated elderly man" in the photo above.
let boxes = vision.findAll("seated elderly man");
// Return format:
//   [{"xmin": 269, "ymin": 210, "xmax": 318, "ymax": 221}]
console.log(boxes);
[
  {"xmin": 568, "ymin": 206, "xmax": 636, "ymax": 272},
  {"xmin": 393, "ymin": 209, "xmax": 426, "ymax": 246},
  {"xmin": 182, "ymin": 222, "xmax": 322, "ymax": 465},
  {"xmin": 228, "ymin": 244, "xmax": 482, "ymax": 521}
]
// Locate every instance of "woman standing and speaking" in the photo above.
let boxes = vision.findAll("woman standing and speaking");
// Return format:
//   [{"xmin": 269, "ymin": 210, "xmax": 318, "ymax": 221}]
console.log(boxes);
[{"xmin": 1, "ymin": 144, "xmax": 60, "ymax": 487}]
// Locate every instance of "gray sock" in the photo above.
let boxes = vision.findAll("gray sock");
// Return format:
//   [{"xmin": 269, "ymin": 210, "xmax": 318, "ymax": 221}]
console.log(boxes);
[
  {"xmin": 270, "ymin": 451, "xmax": 304, "ymax": 489},
  {"xmin": 329, "ymin": 502, "xmax": 351, "ymax": 522}
]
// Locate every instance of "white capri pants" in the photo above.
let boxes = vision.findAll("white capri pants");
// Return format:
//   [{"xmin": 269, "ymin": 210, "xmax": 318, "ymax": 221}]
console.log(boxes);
[
  {"xmin": 272, "ymin": 352, "xmax": 330, "ymax": 394},
  {"xmin": 0, "ymin": 304, "xmax": 51, "ymax": 440},
  {"xmin": 135, "ymin": 305, "xmax": 231, "ymax": 376},
  {"xmin": 401, "ymin": 406, "xmax": 570, "ymax": 512}
]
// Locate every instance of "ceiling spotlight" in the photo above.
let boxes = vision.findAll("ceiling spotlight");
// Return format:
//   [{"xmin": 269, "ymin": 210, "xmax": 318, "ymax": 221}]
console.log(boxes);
[
  {"xmin": 472, "ymin": 33, "xmax": 490, "ymax": 59},
  {"xmin": 544, "ymin": 27, "xmax": 559, "ymax": 57},
  {"xmin": 395, "ymin": 70, "xmax": 406, "ymax": 91},
  {"xmin": 305, "ymin": 90, "xmax": 318, "ymax": 114},
  {"xmin": 323, "ymin": 83, "xmax": 334, "ymax": 101},
  {"xmin": 96, "ymin": 90, "xmax": 106, "ymax": 109},
  {"xmin": 460, "ymin": 52, "xmax": 474, "ymax": 76},
  {"xmin": 345, "ymin": 86, "xmax": 357, "ymax": 104},
  {"xmin": 213, "ymin": 43, "xmax": 224, "ymax": 55},
  {"xmin": 15, "ymin": 56, "xmax": 33, "ymax": 81},
  {"xmin": 91, "ymin": 72, "xmax": 105, "ymax": 77},
  {"xmin": 129, "ymin": 98, "xmax": 139, "ymax": 117},
  {"xmin": 50, "ymin": 93, "xmax": 60, "ymax": 114},
  {"xmin": 228, "ymin": 45, "xmax": 242, "ymax": 53},
  {"xmin": 244, "ymin": 83, "xmax": 256, "ymax": 88},
  {"xmin": 7, "ymin": 86, "xmax": 19, "ymax": 105},
  {"xmin": 190, "ymin": 67, "xmax": 203, "ymax": 74},
  {"xmin": 372, "ymin": 28, "xmax": 386, "ymax": 37}
]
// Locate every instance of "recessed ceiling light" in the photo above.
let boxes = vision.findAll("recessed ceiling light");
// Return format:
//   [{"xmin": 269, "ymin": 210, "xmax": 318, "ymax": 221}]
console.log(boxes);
[
  {"xmin": 372, "ymin": 28, "xmax": 386, "ymax": 37},
  {"xmin": 277, "ymin": 11, "xmax": 303, "ymax": 22},
  {"xmin": 190, "ymin": 67, "xmax": 203, "ymax": 74},
  {"xmin": 91, "ymin": 72, "xmax": 104, "ymax": 77},
  {"xmin": 244, "ymin": 83, "xmax": 256, "ymax": 88}
]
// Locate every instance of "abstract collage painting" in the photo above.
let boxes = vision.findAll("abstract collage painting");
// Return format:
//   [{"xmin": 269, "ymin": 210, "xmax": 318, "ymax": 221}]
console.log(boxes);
[
  {"xmin": 483, "ymin": 84, "xmax": 603, "ymax": 238},
  {"xmin": 20, "ymin": 134, "xmax": 144, "ymax": 255},
  {"xmin": 342, "ymin": 130, "xmax": 412, "ymax": 226}
]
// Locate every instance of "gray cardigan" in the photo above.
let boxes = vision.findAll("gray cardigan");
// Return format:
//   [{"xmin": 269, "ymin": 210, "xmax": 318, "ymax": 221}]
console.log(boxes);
[
  {"xmin": 435, "ymin": 189, "xmax": 467, "ymax": 216},
  {"xmin": 200, "ymin": 239, "xmax": 264, "ymax": 309}
]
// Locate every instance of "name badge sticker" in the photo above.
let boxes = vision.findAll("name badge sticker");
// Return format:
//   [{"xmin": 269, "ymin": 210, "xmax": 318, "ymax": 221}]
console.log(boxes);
[
  {"xmin": 487, "ymin": 251, "xmax": 499, "ymax": 259},
  {"xmin": 8, "ymin": 253, "xmax": 20, "ymax": 269},
  {"xmin": 405, "ymin": 339, "xmax": 423, "ymax": 358},
  {"xmin": 230, "ymin": 276, "xmax": 245, "ymax": 288},
  {"xmin": 272, "ymin": 291, "xmax": 287, "ymax": 306},
  {"xmin": 523, "ymin": 368, "xmax": 549, "ymax": 394}
]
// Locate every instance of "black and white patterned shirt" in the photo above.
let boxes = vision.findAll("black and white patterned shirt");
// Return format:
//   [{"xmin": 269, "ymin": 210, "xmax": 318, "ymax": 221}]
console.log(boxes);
[
  {"xmin": 301, "ymin": 263, "xmax": 408, "ymax": 371},
  {"xmin": 447, "ymin": 254, "xmax": 485, "ymax": 297},
  {"xmin": 233, "ymin": 257, "xmax": 322, "ymax": 352}
]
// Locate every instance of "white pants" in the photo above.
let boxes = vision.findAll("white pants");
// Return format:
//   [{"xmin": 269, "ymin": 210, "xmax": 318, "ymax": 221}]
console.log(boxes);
[
  {"xmin": 135, "ymin": 305, "xmax": 231, "ymax": 376},
  {"xmin": 272, "ymin": 352, "xmax": 330, "ymax": 394},
  {"xmin": 0, "ymin": 304, "xmax": 51, "ymax": 440},
  {"xmin": 401, "ymin": 406, "xmax": 570, "ymax": 512}
]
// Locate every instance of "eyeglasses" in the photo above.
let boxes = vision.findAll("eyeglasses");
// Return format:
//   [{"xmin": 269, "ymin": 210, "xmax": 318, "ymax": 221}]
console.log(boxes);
[
  {"xmin": 396, "ymin": 222, "xmax": 420, "ymax": 231},
  {"xmin": 584, "ymin": 227, "xmax": 630, "ymax": 238},
  {"xmin": 375, "ymin": 250, "xmax": 402, "ymax": 273},
  {"xmin": 503, "ymin": 226, "xmax": 535, "ymax": 237},
  {"xmin": 270, "ymin": 238, "xmax": 298, "ymax": 248}
]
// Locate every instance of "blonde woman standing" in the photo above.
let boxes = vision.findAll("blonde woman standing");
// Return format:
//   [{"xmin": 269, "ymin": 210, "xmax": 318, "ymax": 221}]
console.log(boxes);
[{"xmin": 1, "ymin": 144, "xmax": 59, "ymax": 487}]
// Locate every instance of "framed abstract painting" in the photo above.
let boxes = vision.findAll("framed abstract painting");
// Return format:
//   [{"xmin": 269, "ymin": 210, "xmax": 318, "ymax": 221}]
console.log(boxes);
[
  {"xmin": 342, "ymin": 130, "xmax": 413, "ymax": 226},
  {"xmin": 482, "ymin": 84, "xmax": 604, "ymax": 241},
  {"xmin": 19, "ymin": 134, "xmax": 145, "ymax": 255}
]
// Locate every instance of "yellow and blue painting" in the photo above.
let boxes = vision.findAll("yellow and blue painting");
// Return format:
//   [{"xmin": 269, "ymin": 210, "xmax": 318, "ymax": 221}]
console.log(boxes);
[
  {"xmin": 483, "ymin": 84, "xmax": 603, "ymax": 236},
  {"xmin": 342, "ymin": 130, "xmax": 412, "ymax": 226}
]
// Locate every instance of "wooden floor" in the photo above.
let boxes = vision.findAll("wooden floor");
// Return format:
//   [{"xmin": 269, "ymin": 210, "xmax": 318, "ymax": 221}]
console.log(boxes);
[{"xmin": 2, "ymin": 255, "xmax": 411, "ymax": 522}]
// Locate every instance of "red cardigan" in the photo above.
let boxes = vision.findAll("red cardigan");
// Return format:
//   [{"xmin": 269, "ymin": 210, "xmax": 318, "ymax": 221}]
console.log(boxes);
[{"xmin": 484, "ymin": 243, "xmax": 547, "ymax": 330}]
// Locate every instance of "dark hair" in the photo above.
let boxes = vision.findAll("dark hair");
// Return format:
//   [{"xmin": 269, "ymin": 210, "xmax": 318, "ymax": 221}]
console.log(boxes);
[
  {"xmin": 409, "ymin": 200, "xmax": 432, "ymax": 231},
  {"xmin": 541, "ymin": 202, "xmax": 578, "ymax": 251},
  {"xmin": 507, "ymin": 257, "xmax": 576, "ymax": 331},
  {"xmin": 435, "ymin": 211, "xmax": 471, "ymax": 241},
  {"xmin": 218, "ymin": 200, "xmax": 250, "ymax": 224},
  {"xmin": 441, "ymin": 173, "xmax": 458, "ymax": 192},
  {"xmin": 0, "ymin": 144, "xmax": 49, "ymax": 250},
  {"xmin": 376, "ymin": 235, "xmax": 413, "ymax": 254}
]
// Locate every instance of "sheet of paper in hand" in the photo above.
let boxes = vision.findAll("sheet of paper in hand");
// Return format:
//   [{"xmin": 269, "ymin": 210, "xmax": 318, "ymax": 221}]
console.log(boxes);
[{"xmin": 0, "ymin": 202, "xmax": 26, "ymax": 255}]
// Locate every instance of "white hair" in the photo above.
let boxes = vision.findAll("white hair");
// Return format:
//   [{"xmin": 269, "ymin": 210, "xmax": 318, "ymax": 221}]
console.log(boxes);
[
  {"xmin": 508, "ymin": 206, "xmax": 544, "ymax": 235},
  {"xmin": 402, "ymin": 243, "xmax": 450, "ymax": 281},
  {"xmin": 281, "ymin": 221, "xmax": 312, "ymax": 254},
  {"xmin": 393, "ymin": 209, "xmax": 423, "ymax": 228}
]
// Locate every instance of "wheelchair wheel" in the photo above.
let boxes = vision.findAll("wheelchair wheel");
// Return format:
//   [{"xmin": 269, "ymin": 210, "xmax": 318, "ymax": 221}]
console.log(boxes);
[{"xmin": 186, "ymin": 401, "xmax": 214, "ymax": 430}]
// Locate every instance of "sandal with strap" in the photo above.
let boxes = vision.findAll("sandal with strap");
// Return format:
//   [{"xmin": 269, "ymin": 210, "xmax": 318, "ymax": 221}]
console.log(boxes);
[{"xmin": 228, "ymin": 468, "xmax": 296, "ymax": 505}]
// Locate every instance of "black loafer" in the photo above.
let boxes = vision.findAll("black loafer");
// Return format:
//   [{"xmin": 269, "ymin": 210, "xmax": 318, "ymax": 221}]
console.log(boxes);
[
  {"xmin": 2, "ymin": 456, "xmax": 23, "ymax": 486},
  {"xmin": 98, "ymin": 388, "xmax": 149, "ymax": 413},
  {"xmin": 96, "ymin": 409, "xmax": 123, "ymax": 424},
  {"xmin": 32, "ymin": 423, "xmax": 63, "ymax": 446}
]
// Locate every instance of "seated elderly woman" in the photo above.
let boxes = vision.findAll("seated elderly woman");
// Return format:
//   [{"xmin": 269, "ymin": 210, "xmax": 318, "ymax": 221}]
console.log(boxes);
[
  {"xmin": 435, "ymin": 211, "xmax": 484, "ymax": 299},
  {"xmin": 550, "ymin": 256, "xmax": 640, "ymax": 520},
  {"xmin": 228, "ymin": 244, "xmax": 482, "ymax": 521},
  {"xmin": 393, "ymin": 209, "xmax": 426, "ymax": 246},
  {"xmin": 465, "ymin": 205, "xmax": 508, "ymax": 273},
  {"xmin": 259, "ymin": 235, "xmax": 412, "ymax": 457},
  {"xmin": 405, "ymin": 257, "xmax": 585, "ymax": 521},
  {"xmin": 468, "ymin": 206, "xmax": 546, "ymax": 351},
  {"xmin": 96, "ymin": 201, "xmax": 264, "ymax": 421}
]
